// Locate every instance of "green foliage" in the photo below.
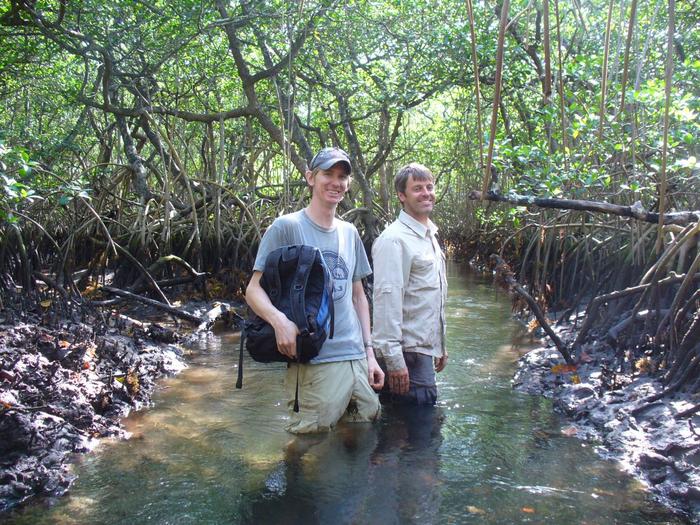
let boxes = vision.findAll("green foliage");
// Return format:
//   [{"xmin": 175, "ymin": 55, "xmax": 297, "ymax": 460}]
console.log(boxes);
[
  {"xmin": 0, "ymin": 0, "xmax": 697, "ymax": 270},
  {"xmin": 0, "ymin": 137, "xmax": 41, "ymax": 221}
]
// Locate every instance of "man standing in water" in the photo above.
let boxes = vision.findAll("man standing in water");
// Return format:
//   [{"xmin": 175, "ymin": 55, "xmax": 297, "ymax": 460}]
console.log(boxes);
[
  {"xmin": 372, "ymin": 163, "xmax": 448, "ymax": 404},
  {"xmin": 245, "ymin": 147, "xmax": 384, "ymax": 433}
]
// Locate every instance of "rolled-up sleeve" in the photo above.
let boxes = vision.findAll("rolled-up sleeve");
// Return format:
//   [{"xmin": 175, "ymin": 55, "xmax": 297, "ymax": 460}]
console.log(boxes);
[{"xmin": 372, "ymin": 236, "xmax": 409, "ymax": 372}]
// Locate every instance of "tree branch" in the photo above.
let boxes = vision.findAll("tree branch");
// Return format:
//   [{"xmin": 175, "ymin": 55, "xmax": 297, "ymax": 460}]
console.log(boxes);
[{"xmin": 469, "ymin": 190, "xmax": 700, "ymax": 226}]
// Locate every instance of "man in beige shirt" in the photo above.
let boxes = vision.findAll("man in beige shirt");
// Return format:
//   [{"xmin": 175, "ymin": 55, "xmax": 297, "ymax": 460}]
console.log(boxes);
[{"xmin": 371, "ymin": 163, "xmax": 448, "ymax": 405}]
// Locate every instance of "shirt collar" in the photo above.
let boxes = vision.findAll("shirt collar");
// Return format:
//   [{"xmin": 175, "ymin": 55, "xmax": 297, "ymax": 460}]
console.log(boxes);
[{"xmin": 398, "ymin": 209, "xmax": 438, "ymax": 238}]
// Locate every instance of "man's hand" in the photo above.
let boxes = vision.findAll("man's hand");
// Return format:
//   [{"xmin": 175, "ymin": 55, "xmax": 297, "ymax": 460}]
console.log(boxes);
[
  {"xmin": 366, "ymin": 350, "xmax": 385, "ymax": 390},
  {"xmin": 435, "ymin": 354, "xmax": 448, "ymax": 373},
  {"xmin": 246, "ymin": 272, "xmax": 299, "ymax": 360},
  {"xmin": 271, "ymin": 314, "xmax": 300, "ymax": 359},
  {"xmin": 387, "ymin": 367, "xmax": 410, "ymax": 395}
]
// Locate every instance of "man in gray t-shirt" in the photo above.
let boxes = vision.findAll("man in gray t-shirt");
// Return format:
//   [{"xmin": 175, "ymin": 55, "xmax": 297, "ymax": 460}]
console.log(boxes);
[
  {"xmin": 253, "ymin": 209, "xmax": 370, "ymax": 364},
  {"xmin": 245, "ymin": 147, "xmax": 384, "ymax": 434}
]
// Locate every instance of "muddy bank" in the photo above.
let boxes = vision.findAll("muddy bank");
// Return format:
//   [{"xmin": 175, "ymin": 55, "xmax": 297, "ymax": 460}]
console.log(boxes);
[
  {"xmin": 0, "ymin": 302, "xmax": 238, "ymax": 514},
  {"xmin": 513, "ymin": 322, "xmax": 700, "ymax": 524}
]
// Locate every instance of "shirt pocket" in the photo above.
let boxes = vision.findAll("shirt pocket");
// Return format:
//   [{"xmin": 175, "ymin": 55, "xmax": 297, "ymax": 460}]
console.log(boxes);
[{"xmin": 410, "ymin": 257, "xmax": 437, "ymax": 290}]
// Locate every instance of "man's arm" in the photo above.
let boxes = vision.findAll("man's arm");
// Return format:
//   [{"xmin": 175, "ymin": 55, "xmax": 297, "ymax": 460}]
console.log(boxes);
[
  {"xmin": 371, "ymin": 237, "xmax": 411, "ymax": 395},
  {"xmin": 245, "ymin": 271, "xmax": 299, "ymax": 359},
  {"xmin": 434, "ymin": 245, "xmax": 448, "ymax": 373},
  {"xmin": 352, "ymin": 280, "xmax": 384, "ymax": 390}
]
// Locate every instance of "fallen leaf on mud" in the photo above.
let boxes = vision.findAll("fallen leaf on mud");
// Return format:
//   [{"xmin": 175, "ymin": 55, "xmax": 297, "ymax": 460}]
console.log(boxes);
[
  {"xmin": 40, "ymin": 300, "xmax": 52, "ymax": 308},
  {"xmin": 522, "ymin": 507, "xmax": 536, "ymax": 513},
  {"xmin": 635, "ymin": 357, "xmax": 655, "ymax": 374},
  {"xmin": 58, "ymin": 340, "xmax": 71, "ymax": 349},
  {"xmin": 126, "ymin": 369, "xmax": 140, "ymax": 395},
  {"xmin": 570, "ymin": 374, "xmax": 581, "ymax": 384},
  {"xmin": 527, "ymin": 318, "xmax": 540, "ymax": 332},
  {"xmin": 2, "ymin": 402, "xmax": 12, "ymax": 410},
  {"xmin": 466, "ymin": 506, "xmax": 486, "ymax": 515},
  {"xmin": 551, "ymin": 364, "xmax": 577, "ymax": 374},
  {"xmin": 561, "ymin": 426, "xmax": 578, "ymax": 437},
  {"xmin": 81, "ymin": 281, "xmax": 101, "ymax": 298}
]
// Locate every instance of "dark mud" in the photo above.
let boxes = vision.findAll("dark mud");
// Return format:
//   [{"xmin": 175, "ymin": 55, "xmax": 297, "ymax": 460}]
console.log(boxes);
[
  {"xmin": 0, "ymin": 307, "xmax": 198, "ymax": 513},
  {"xmin": 513, "ymin": 322, "xmax": 700, "ymax": 524}
]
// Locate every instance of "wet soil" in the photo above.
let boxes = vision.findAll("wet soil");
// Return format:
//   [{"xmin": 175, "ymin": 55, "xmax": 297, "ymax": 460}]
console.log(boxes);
[
  {"xmin": 513, "ymin": 321, "xmax": 700, "ymax": 524},
  {"xmin": 0, "ymin": 306, "xmax": 194, "ymax": 513}
]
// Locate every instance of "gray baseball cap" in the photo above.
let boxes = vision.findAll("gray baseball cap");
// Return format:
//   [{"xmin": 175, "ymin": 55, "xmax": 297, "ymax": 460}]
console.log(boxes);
[{"xmin": 309, "ymin": 147, "xmax": 352, "ymax": 174}]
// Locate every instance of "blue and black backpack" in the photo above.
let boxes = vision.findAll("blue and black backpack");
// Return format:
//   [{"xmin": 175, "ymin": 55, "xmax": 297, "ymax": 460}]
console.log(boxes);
[{"xmin": 236, "ymin": 245, "xmax": 334, "ymax": 409}]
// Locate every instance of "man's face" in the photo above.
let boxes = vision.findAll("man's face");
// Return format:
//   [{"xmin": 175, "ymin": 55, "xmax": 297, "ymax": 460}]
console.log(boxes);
[
  {"xmin": 398, "ymin": 175, "xmax": 435, "ymax": 220},
  {"xmin": 305, "ymin": 163, "xmax": 350, "ymax": 206}
]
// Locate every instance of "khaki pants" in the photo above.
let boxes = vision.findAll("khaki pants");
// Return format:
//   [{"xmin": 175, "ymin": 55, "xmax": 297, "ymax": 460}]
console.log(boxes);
[{"xmin": 284, "ymin": 359, "xmax": 381, "ymax": 434}]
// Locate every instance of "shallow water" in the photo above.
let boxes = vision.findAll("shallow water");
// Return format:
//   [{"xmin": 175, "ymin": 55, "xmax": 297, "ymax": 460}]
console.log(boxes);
[{"xmin": 4, "ymin": 263, "xmax": 686, "ymax": 524}]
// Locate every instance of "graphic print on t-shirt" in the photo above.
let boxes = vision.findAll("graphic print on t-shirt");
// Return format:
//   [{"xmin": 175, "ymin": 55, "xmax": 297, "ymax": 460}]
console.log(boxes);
[{"xmin": 322, "ymin": 250, "xmax": 349, "ymax": 300}]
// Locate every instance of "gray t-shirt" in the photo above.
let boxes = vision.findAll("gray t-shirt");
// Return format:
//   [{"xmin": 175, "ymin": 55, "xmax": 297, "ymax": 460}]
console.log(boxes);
[{"xmin": 253, "ymin": 210, "xmax": 372, "ymax": 363}]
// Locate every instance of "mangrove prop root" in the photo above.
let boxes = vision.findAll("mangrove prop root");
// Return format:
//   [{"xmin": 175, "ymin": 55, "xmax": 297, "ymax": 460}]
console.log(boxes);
[
  {"xmin": 195, "ymin": 302, "xmax": 244, "ymax": 332},
  {"xmin": 573, "ymin": 272, "xmax": 700, "ymax": 350},
  {"xmin": 33, "ymin": 272, "xmax": 69, "ymax": 300},
  {"xmin": 100, "ymin": 285, "xmax": 202, "ymax": 324},
  {"xmin": 606, "ymin": 309, "xmax": 668, "ymax": 347},
  {"xmin": 489, "ymin": 254, "xmax": 574, "ymax": 364},
  {"xmin": 633, "ymin": 344, "xmax": 700, "ymax": 410},
  {"xmin": 675, "ymin": 403, "xmax": 700, "ymax": 420}
]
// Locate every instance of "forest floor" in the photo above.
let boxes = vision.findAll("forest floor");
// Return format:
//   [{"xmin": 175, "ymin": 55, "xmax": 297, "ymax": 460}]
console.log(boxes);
[
  {"xmin": 513, "ymin": 318, "xmax": 700, "ymax": 524},
  {"xmin": 0, "ymin": 300, "xmax": 239, "ymax": 514}
]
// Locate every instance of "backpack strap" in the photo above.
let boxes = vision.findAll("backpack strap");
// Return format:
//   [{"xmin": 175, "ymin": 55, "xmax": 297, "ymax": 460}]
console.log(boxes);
[
  {"xmin": 289, "ymin": 246, "xmax": 317, "ymax": 335},
  {"xmin": 235, "ymin": 325, "xmax": 245, "ymax": 389},
  {"xmin": 263, "ymin": 247, "xmax": 285, "ymax": 306},
  {"xmin": 330, "ymin": 225, "xmax": 346, "ymax": 337},
  {"xmin": 329, "ymin": 296, "xmax": 335, "ymax": 339},
  {"xmin": 293, "ymin": 364, "xmax": 300, "ymax": 412},
  {"xmin": 326, "ymin": 264, "xmax": 335, "ymax": 339}
]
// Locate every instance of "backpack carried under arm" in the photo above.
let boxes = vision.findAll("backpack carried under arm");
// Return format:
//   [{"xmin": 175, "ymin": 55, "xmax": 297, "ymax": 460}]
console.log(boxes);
[{"xmin": 236, "ymin": 245, "xmax": 334, "ymax": 410}]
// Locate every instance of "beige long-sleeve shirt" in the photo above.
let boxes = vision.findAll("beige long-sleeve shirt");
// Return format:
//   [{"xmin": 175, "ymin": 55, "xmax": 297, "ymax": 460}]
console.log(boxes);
[{"xmin": 371, "ymin": 210, "xmax": 447, "ymax": 372}]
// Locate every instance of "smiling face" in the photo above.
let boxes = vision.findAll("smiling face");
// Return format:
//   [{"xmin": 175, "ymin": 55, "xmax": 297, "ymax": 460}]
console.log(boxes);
[
  {"xmin": 398, "ymin": 174, "xmax": 435, "ymax": 222},
  {"xmin": 305, "ymin": 163, "xmax": 351, "ymax": 209}
]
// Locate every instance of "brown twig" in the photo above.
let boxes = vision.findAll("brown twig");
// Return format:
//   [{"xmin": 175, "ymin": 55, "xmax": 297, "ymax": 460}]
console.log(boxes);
[{"xmin": 490, "ymin": 254, "xmax": 573, "ymax": 364}]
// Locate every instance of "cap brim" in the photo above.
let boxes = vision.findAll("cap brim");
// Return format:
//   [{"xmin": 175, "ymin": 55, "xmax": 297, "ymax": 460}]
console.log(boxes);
[{"xmin": 316, "ymin": 159, "xmax": 351, "ymax": 174}]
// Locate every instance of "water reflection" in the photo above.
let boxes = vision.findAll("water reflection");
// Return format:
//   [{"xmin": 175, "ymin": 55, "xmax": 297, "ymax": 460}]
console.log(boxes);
[
  {"xmin": 3, "ymin": 263, "xmax": 687, "ymax": 524},
  {"xmin": 240, "ymin": 405, "xmax": 444, "ymax": 524}
]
